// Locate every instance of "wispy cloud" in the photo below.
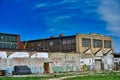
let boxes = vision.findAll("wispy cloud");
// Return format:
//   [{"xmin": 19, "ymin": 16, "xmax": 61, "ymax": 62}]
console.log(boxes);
[
  {"xmin": 33, "ymin": 3, "xmax": 49, "ymax": 9},
  {"xmin": 12, "ymin": 0, "xmax": 106, "ymax": 34},
  {"xmin": 32, "ymin": 0, "xmax": 81, "ymax": 9},
  {"xmin": 98, "ymin": 0, "xmax": 120, "ymax": 52},
  {"xmin": 99, "ymin": 0, "xmax": 120, "ymax": 36},
  {"xmin": 7, "ymin": 0, "xmax": 120, "ymax": 52},
  {"xmin": 34, "ymin": 0, "xmax": 101, "ymax": 33},
  {"xmin": 47, "ymin": 28, "xmax": 56, "ymax": 32}
]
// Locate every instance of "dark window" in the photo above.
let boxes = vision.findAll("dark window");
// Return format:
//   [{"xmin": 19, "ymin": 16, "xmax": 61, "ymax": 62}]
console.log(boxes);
[
  {"xmin": 93, "ymin": 39, "xmax": 102, "ymax": 48},
  {"xmin": 82, "ymin": 38, "xmax": 91, "ymax": 47},
  {"xmin": 62, "ymin": 40, "xmax": 67, "ymax": 44},
  {"xmin": 26, "ymin": 36, "xmax": 76, "ymax": 52},
  {"xmin": 62, "ymin": 38, "xmax": 76, "ymax": 52},
  {"xmin": 0, "ymin": 34, "xmax": 18, "ymax": 49},
  {"xmin": 49, "ymin": 41, "xmax": 54, "ymax": 45},
  {"xmin": 0, "ymin": 35, "xmax": 17, "ymax": 42},
  {"xmin": 104, "ymin": 40, "xmax": 112, "ymax": 48}
]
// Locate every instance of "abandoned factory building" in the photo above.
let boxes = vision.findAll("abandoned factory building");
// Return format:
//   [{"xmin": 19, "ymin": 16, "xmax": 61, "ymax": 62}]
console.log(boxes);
[
  {"xmin": 0, "ymin": 33, "xmax": 114, "ymax": 74},
  {"xmin": 22, "ymin": 33, "xmax": 114, "ymax": 72},
  {"xmin": 25, "ymin": 33, "xmax": 113, "ymax": 54}
]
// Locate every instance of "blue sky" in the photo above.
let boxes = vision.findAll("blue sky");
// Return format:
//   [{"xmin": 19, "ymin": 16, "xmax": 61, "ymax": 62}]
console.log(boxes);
[{"xmin": 0, "ymin": 0, "xmax": 120, "ymax": 52}]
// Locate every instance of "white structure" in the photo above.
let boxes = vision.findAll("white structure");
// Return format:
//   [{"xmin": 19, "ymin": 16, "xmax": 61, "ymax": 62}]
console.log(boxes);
[
  {"xmin": 31, "ymin": 52, "xmax": 49, "ymax": 58},
  {"xmin": 8, "ymin": 52, "xmax": 29, "ymax": 58},
  {"xmin": 0, "ymin": 51, "xmax": 7, "ymax": 70},
  {"xmin": 0, "ymin": 51, "xmax": 7, "ymax": 59}
]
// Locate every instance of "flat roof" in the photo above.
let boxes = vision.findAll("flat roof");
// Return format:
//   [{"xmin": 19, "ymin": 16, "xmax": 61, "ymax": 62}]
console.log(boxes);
[
  {"xmin": 0, "ymin": 32, "xmax": 20, "ymax": 36},
  {"xmin": 23, "ymin": 35, "xmax": 76, "ymax": 42}
]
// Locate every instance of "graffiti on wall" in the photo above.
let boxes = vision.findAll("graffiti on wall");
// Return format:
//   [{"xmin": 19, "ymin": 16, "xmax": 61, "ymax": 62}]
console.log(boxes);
[
  {"xmin": 12, "ymin": 58, "xmax": 26, "ymax": 65},
  {"xmin": 0, "ymin": 58, "xmax": 2, "ymax": 67},
  {"xmin": 52, "ymin": 58, "xmax": 62, "ymax": 66},
  {"xmin": 35, "ymin": 58, "xmax": 45, "ymax": 66},
  {"xmin": 65, "ymin": 61, "xmax": 76, "ymax": 66}
]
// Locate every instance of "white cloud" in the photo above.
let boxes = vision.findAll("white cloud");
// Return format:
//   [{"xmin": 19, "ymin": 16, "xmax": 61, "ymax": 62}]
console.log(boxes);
[
  {"xmin": 33, "ymin": 3, "xmax": 49, "ymax": 9},
  {"xmin": 45, "ymin": 15, "xmax": 73, "ymax": 23},
  {"xmin": 99, "ymin": 0, "xmax": 120, "ymax": 52},
  {"xmin": 99, "ymin": 0, "xmax": 120, "ymax": 36},
  {"xmin": 45, "ymin": 15, "xmax": 72, "ymax": 32},
  {"xmin": 32, "ymin": 0, "xmax": 81, "ymax": 9},
  {"xmin": 47, "ymin": 28, "xmax": 56, "ymax": 32}
]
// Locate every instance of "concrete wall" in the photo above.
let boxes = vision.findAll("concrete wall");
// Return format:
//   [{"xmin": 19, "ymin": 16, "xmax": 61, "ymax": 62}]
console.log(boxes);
[
  {"xmin": 104, "ymin": 54, "xmax": 114, "ymax": 70},
  {"xmin": 49, "ymin": 53, "xmax": 80, "ymax": 73},
  {"xmin": 0, "ymin": 51, "xmax": 115, "ymax": 74},
  {"xmin": 0, "ymin": 52, "xmax": 80, "ymax": 74}
]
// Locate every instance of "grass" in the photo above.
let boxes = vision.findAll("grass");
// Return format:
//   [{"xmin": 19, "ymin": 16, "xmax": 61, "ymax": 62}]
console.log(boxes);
[
  {"xmin": 0, "ymin": 73, "xmax": 73, "ymax": 80},
  {"xmin": 0, "ymin": 74, "xmax": 71, "ymax": 80},
  {"xmin": 0, "ymin": 71, "xmax": 120, "ymax": 80},
  {"xmin": 63, "ymin": 73, "xmax": 120, "ymax": 80},
  {"xmin": 0, "ymin": 77, "xmax": 46, "ymax": 80}
]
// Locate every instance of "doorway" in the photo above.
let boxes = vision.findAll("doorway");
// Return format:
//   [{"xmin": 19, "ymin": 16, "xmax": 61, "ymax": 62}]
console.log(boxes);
[
  {"xmin": 44, "ymin": 62, "xmax": 49, "ymax": 73},
  {"xmin": 95, "ymin": 59, "xmax": 102, "ymax": 70}
]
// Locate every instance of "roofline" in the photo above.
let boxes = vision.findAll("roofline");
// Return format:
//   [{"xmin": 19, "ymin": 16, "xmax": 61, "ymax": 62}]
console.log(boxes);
[
  {"xmin": 76, "ymin": 33, "xmax": 112, "ymax": 37},
  {"xmin": 0, "ymin": 32, "xmax": 20, "ymax": 36},
  {"xmin": 22, "ymin": 35, "xmax": 76, "ymax": 42}
]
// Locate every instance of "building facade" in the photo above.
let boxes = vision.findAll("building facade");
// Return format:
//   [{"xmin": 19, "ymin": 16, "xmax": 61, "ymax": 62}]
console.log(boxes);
[
  {"xmin": 0, "ymin": 33, "xmax": 114, "ymax": 75},
  {"xmin": 25, "ymin": 33, "xmax": 113, "ymax": 54},
  {"xmin": 24, "ymin": 34, "xmax": 76, "ymax": 52},
  {"xmin": 76, "ymin": 33, "xmax": 113, "ymax": 70},
  {"xmin": 0, "ymin": 33, "xmax": 21, "ymax": 49},
  {"xmin": 76, "ymin": 33, "xmax": 113, "ymax": 53},
  {"xmin": 24, "ymin": 33, "xmax": 114, "ymax": 71}
]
